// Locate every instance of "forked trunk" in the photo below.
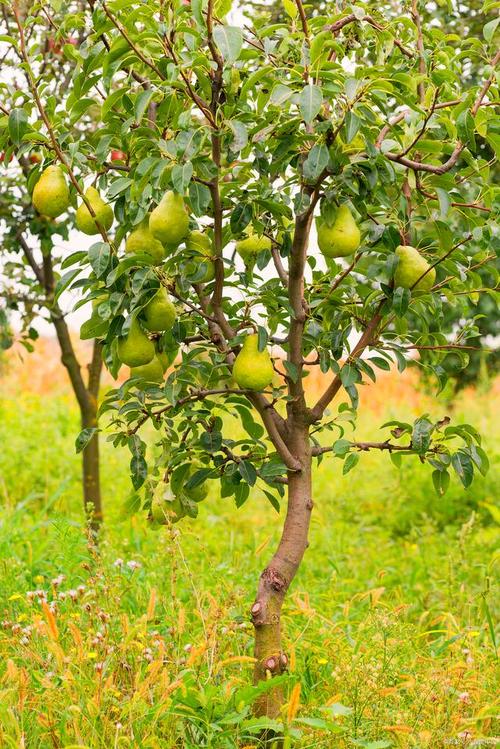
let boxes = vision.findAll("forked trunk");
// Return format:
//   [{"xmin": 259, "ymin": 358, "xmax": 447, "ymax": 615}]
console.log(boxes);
[{"xmin": 251, "ymin": 421, "xmax": 312, "ymax": 719}]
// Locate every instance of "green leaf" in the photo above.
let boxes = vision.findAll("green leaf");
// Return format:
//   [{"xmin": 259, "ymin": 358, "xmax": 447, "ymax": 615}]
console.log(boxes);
[
  {"xmin": 432, "ymin": 469, "xmax": 450, "ymax": 496},
  {"xmin": 333, "ymin": 439, "xmax": 351, "ymax": 456},
  {"xmin": 303, "ymin": 144, "xmax": 329, "ymax": 182},
  {"xmin": 456, "ymin": 109, "xmax": 476, "ymax": 149},
  {"xmin": 213, "ymin": 25, "xmax": 243, "ymax": 64},
  {"xmin": 80, "ymin": 315, "xmax": 108, "ymax": 340},
  {"xmin": 470, "ymin": 445, "xmax": 489, "ymax": 476},
  {"xmin": 135, "ymin": 89, "xmax": 154, "ymax": 123},
  {"xmin": 189, "ymin": 181, "xmax": 211, "ymax": 216},
  {"xmin": 88, "ymin": 242, "xmax": 111, "ymax": 278},
  {"xmin": 263, "ymin": 490, "xmax": 280, "ymax": 513},
  {"xmin": 228, "ymin": 120, "xmax": 248, "ymax": 152},
  {"xmin": 299, "ymin": 84, "xmax": 322, "ymax": 124},
  {"xmin": 411, "ymin": 417, "xmax": 434, "ymax": 454},
  {"xmin": 171, "ymin": 162, "xmax": 193, "ymax": 194},
  {"xmin": 344, "ymin": 111, "xmax": 361, "ymax": 143},
  {"xmin": 343, "ymin": 452, "xmax": 359, "ymax": 474},
  {"xmin": 392, "ymin": 287, "xmax": 411, "ymax": 316},
  {"xmin": 483, "ymin": 17, "xmax": 499, "ymax": 42},
  {"xmin": 130, "ymin": 454, "xmax": 148, "ymax": 490},
  {"xmin": 435, "ymin": 188, "xmax": 450, "ymax": 218},
  {"xmin": 230, "ymin": 202, "xmax": 252, "ymax": 233},
  {"xmin": 75, "ymin": 427, "xmax": 98, "ymax": 453},
  {"xmin": 54, "ymin": 269, "xmax": 81, "ymax": 303},
  {"xmin": 238, "ymin": 460, "xmax": 257, "ymax": 486},
  {"xmin": 451, "ymin": 451, "xmax": 474, "ymax": 487},
  {"xmin": 8, "ymin": 108, "xmax": 28, "ymax": 146},
  {"xmin": 340, "ymin": 363, "xmax": 360, "ymax": 387}
]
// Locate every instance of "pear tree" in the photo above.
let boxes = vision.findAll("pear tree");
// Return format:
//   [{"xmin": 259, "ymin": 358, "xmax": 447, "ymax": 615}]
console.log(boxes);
[
  {"xmin": 3, "ymin": 0, "xmax": 498, "ymax": 727},
  {"xmin": 0, "ymin": 8, "xmax": 112, "ymax": 531}
]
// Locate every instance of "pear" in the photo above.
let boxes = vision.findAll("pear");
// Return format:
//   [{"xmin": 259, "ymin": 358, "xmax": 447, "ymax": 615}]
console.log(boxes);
[
  {"xmin": 129, "ymin": 355, "xmax": 165, "ymax": 383},
  {"xmin": 151, "ymin": 487, "xmax": 186, "ymax": 525},
  {"xmin": 394, "ymin": 245, "xmax": 436, "ymax": 294},
  {"xmin": 171, "ymin": 464, "xmax": 208, "ymax": 503},
  {"xmin": 233, "ymin": 334, "xmax": 274, "ymax": 391},
  {"xmin": 317, "ymin": 205, "xmax": 361, "ymax": 258},
  {"xmin": 125, "ymin": 218, "xmax": 166, "ymax": 265},
  {"xmin": 142, "ymin": 288, "xmax": 176, "ymax": 332},
  {"xmin": 149, "ymin": 190, "xmax": 189, "ymax": 247},
  {"xmin": 117, "ymin": 318, "xmax": 155, "ymax": 367},
  {"xmin": 75, "ymin": 186, "xmax": 113, "ymax": 235},
  {"xmin": 32, "ymin": 165, "xmax": 70, "ymax": 218},
  {"xmin": 185, "ymin": 230, "xmax": 215, "ymax": 282},
  {"xmin": 235, "ymin": 231, "xmax": 272, "ymax": 263}
]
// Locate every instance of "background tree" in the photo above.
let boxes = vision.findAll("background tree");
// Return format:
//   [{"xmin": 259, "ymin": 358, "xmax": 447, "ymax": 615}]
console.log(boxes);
[
  {"xmin": 0, "ymin": 4, "xmax": 110, "ymax": 530},
  {"xmin": 3, "ymin": 0, "xmax": 498, "ymax": 730}
]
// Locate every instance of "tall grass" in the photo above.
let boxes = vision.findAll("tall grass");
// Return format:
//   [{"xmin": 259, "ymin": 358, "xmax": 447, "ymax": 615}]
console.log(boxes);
[{"xmin": 0, "ymin": 364, "xmax": 498, "ymax": 747}]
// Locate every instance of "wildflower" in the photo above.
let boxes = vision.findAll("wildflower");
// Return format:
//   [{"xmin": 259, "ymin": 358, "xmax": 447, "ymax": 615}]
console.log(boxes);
[
  {"xmin": 126, "ymin": 560, "xmax": 141, "ymax": 571},
  {"xmin": 51, "ymin": 575, "xmax": 65, "ymax": 587},
  {"xmin": 458, "ymin": 691, "xmax": 471, "ymax": 704},
  {"xmin": 68, "ymin": 589, "xmax": 78, "ymax": 601},
  {"xmin": 20, "ymin": 636, "xmax": 29, "ymax": 646},
  {"xmin": 113, "ymin": 558, "xmax": 124, "ymax": 568},
  {"xmin": 77, "ymin": 585, "xmax": 86, "ymax": 596}
]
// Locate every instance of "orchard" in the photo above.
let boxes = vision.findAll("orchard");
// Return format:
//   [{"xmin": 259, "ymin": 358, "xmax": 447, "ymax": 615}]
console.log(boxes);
[{"xmin": 0, "ymin": 0, "xmax": 498, "ymax": 744}]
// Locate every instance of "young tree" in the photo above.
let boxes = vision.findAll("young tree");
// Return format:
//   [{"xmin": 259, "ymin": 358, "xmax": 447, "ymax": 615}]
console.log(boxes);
[
  {"xmin": 5, "ymin": 0, "xmax": 497, "ymax": 725},
  {"xmin": 0, "ymin": 7, "xmax": 107, "ymax": 530}
]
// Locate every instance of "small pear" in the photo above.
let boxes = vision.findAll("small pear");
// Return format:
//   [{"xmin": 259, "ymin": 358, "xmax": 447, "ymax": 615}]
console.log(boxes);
[
  {"xmin": 125, "ymin": 218, "xmax": 166, "ymax": 265},
  {"xmin": 129, "ymin": 356, "xmax": 165, "ymax": 384},
  {"xmin": 317, "ymin": 205, "xmax": 361, "ymax": 258},
  {"xmin": 141, "ymin": 288, "xmax": 176, "ymax": 332},
  {"xmin": 185, "ymin": 230, "xmax": 215, "ymax": 282},
  {"xmin": 149, "ymin": 191, "xmax": 189, "ymax": 247},
  {"xmin": 394, "ymin": 245, "xmax": 436, "ymax": 294},
  {"xmin": 32, "ymin": 165, "xmax": 70, "ymax": 218},
  {"xmin": 170, "ymin": 464, "xmax": 208, "ymax": 503},
  {"xmin": 233, "ymin": 334, "xmax": 274, "ymax": 391},
  {"xmin": 235, "ymin": 231, "xmax": 272, "ymax": 263},
  {"xmin": 151, "ymin": 487, "xmax": 185, "ymax": 525},
  {"xmin": 117, "ymin": 318, "xmax": 155, "ymax": 367},
  {"xmin": 75, "ymin": 186, "xmax": 113, "ymax": 235}
]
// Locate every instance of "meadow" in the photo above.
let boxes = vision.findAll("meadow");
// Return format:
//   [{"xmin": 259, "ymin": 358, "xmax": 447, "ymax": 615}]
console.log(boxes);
[{"xmin": 0, "ymin": 345, "xmax": 498, "ymax": 748}]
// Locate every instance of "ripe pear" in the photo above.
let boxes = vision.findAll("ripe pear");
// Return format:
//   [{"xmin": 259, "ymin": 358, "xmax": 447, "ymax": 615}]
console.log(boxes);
[
  {"xmin": 149, "ymin": 190, "xmax": 189, "ymax": 247},
  {"xmin": 185, "ymin": 230, "xmax": 215, "ymax": 282},
  {"xmin": 317, "ymin": 205, "xmax": 360, "ymax": 258},
  {"xmin": 125, "ymin": 218, "xmax": 166, "ymax": 265},
  {"xmin": 142, "ymin": 288, "xmax": 176, "ymax": 332},
  {"xmin": 151, "ymin": 487, "xmax": 185, "ymax": 525},
  {"xmin": 129, "ymin": 355, "xmax": 165, "ymax": 383},
  {"xmin": 233, "ymin": 334, "xmax": 274, "ymax": 391},
  {"xmin": 235, "ymin": 231, "xmax": 272, "ymax": 263},
  {"xmin": 117, "ymin": 318, "xmax": 155, "ymax": 367},
  {"xmin": 32, "ymin": 165, "xmax": 70, "ymax": 218},
  {"xmin": 394, "ymin": 245, "xmax": 436, "ymax": 294},
  {"xmin": 75, "ymin": 186, "xmax": 113, "ymax": 235}
]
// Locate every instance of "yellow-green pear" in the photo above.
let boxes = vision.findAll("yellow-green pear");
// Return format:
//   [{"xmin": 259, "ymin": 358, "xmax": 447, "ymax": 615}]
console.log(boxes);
[
  {"xmin": 32, "ymin": 165, "xmax": 70, "ymax": 218},
  {"xmin": 317, "ymin": 205, "xmax": 361, "ymax": 258},
  {"xmin": 75, "ymin": 186, "xmax": 113, "ymax": 235},
  {"xmin": 149, "ymin": 190, "xmax": 189, "ymax": 247},
  {"xmin": 125, "ymin": 218, "xmax": 166, "ymax": 265},
  {"xmin": 235, "ymin": 231, "xmax": 272, "ymax": 263},
  {"xmin": 394, "ymin": 245, "xmax": 436, "ymax": 294},
  {"xmin": 129, "ymin": 355, "xmax": 165, "ymax": 383},
  {"xmin": 142, "ymin": 288, "xmax": 176, "ymax": 332},
  {"xmin": 185, "ymin": 230, "xmax": 215, "ymax": 282},
  {"xmin": 233, "ymin": 334, "xmax": 274, "ymax": 391},
  {"xmin": 171, "ymin": 464, "xmax": 208, "ymax": 503},
  {"xmin": 117, "ymin": 318, "xmax": 155, "ymax": 367},
  {"xmin": 151, "ymin": 487, "xmax": 185, "ymax": 525}
]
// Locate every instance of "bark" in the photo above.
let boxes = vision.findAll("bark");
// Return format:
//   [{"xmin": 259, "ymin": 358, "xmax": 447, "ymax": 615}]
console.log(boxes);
[
  {"xmin": 42, "ymin": 253, "xmax": 103, "ymax": 531},
  {"xmin": 251, "ymin": 418, "xmax": 313, "ymax": 719}
]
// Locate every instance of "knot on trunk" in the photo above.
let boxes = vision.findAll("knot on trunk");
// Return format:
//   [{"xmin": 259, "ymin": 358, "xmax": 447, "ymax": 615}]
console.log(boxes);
[
  {"xmin": 264, "ymin": 651, "xmax": 288, "ymax": 675},
  {"xmin": 261, "ymin": 566, "xmax": 287, "ymax": 592}
]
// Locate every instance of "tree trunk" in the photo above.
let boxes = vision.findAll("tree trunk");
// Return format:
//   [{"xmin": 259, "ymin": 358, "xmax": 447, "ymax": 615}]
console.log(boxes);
[
  {"xmin": 81, "ymin": 397, "xmax": 102, "ymax": 535},
  {"xmin": 251, "ymin": 420, "xmax": 313, "ymax": 719}
]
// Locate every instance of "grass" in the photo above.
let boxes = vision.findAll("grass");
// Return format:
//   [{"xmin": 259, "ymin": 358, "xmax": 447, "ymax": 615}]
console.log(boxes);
[{"xmin": 0, "ymin": 363, "xmax": 498, "ymax": 748}]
